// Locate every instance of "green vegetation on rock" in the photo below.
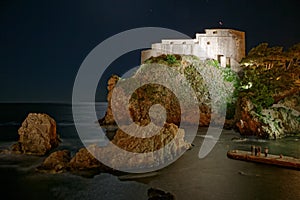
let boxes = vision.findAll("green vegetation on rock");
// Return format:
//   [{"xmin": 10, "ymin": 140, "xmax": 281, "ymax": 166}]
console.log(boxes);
[
  {"xmin": 143, "ymin": 55, "xmax": 239, "ymax": 120},
  {"xmin": 236, "ymin": 43, "xmax": 300, "ymax": 138},
  {"xmin": 144, "ymin": 54, "xmax": 181, "ymax": 67},
  {"xmin": 101, "ymin": 43, "xmax": 299, "ymax": 139}
]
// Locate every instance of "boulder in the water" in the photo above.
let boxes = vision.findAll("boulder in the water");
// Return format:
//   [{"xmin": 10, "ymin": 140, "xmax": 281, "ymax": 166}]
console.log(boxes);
[
  {"xmin": 37, "ymin": 150, "xmax": 71, "ymax": 173},
  {"xmin": 12, "ymin": 113, "xmax": 60, "ymax": 155},
  {"xmin": 148, "ymin": 188, "xmax": 175, "ymax": 200}
]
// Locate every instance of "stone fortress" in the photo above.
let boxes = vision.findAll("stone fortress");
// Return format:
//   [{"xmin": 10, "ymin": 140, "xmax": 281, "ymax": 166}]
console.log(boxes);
[{"xmin": 141, "ymin": 29, "xmax": 245, "ymax": 71}]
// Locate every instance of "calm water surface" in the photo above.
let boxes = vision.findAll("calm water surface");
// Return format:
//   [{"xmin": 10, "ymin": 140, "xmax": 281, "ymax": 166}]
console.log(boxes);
[{"xmin": 0, "ymin": 103, "xmax": 299, "ymax": 200}]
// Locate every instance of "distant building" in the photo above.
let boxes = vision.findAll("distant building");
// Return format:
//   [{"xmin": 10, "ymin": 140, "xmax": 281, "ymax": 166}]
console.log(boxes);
[{"xmin": 141, "ymin": 29, "xmax": 245, "ymax": 71}]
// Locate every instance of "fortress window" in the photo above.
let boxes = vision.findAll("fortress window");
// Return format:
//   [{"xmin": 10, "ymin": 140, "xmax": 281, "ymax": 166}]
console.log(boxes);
[
  {"xmin": 217, "ymin": 55, "xmax": 222, "ymax": 63},
  {"xmin": 213, "ymin": 31, "xmax": 217, "ymax": 34},
  {"xmin": 226, "ymin": 57, "xmax": 231, "ymax": 67},
  {"xmin": 182, "ymin": 42, "xmax": 186, "ymax": 44},
  {"xmin": 207, "ymin": 41, "xmax": 210, "ymax": 45}
]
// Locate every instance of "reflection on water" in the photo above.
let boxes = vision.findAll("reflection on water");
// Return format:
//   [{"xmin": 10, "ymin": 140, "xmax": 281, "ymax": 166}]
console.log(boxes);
[
  {"xmin": 0, "ymin": 103, "xmax": 299, "ymax": 199},
  {"xmin": 0, "ymin": 128, "xmax": 299, "ymax": 200},
  {"xmin": 137, "ymin": 129, "xmax": 300, "ymax": 200}
]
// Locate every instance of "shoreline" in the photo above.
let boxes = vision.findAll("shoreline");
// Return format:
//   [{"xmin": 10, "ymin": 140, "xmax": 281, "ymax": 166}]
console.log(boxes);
[{"xmin": 1, "ymin": 129, "xmax": 300, "ymax": 199}]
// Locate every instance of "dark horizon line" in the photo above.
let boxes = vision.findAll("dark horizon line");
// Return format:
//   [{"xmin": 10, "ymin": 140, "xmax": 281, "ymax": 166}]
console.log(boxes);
[{"xmin": 0, "ymin": 101, "xmax": 108, "ymax": 104}]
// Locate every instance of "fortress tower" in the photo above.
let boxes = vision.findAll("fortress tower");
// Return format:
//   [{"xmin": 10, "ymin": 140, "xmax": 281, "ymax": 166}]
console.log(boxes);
[{"xmin": 141, "ymin": 29, "xmax": 245, "ymax": 71}]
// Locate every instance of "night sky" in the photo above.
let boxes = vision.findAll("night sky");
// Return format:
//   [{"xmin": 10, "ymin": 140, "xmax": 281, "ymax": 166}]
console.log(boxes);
[{"xmin": 1, "ymin": 0, "xmax": 299, "ymax": 102}]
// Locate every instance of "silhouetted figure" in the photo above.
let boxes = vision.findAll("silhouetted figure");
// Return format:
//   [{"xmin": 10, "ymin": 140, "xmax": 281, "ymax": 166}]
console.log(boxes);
[
  {"xmin": 251, "ymin": 145, "xmax": 255, "ymax": 156},
  {"xmin": 264, "ymin": 147, "xmax": 269, "ymax": 157},
  {"xmin": 257, "ymin": 146, "xmax": 261, "ymax": 157},
  {"xmin": 255, "ymin": 147, "xmax": 258, "ymax": 156}
]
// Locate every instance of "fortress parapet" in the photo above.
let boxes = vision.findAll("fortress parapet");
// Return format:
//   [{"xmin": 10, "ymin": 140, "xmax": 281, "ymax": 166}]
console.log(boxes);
[{"xmin": 141, "ymin": 29, "xmax": 245, "ymax": 71}]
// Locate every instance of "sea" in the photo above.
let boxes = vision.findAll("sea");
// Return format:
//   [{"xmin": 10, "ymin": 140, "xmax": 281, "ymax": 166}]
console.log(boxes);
[{"xmin": 0, "ymin": 103, "xmax": 299, "ymax": 200}]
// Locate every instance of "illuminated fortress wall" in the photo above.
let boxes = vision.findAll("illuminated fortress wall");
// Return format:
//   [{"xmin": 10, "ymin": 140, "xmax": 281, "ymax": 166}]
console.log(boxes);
[{"xmin": 141, "ymin": 29, "xmax": 245, "ymax": 71}]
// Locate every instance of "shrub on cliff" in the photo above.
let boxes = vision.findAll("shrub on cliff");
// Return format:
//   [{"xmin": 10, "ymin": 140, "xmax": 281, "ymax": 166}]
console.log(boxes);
[{"xmin": 236, "ymin": 43, "xmax": 300, "ymax": 138}]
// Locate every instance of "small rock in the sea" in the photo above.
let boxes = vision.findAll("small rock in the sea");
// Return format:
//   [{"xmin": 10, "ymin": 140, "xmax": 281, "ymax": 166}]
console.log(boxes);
[
  {"xmin": 238, "ymin": 171, "xmax": 247, "ymax": 176},
  {"xmin": 68, "ymin": 144, "xmax": 113, "ymax": 176},
  {"xmin": 147, "ymin": 188, "xmax": 175, "ymax": 200},
  {"xmin": 37, "ymin": 150, "xmax": 71, "ymax": 174},
  {"xmin": 12, "ymin": 113, "xmax": 60, "ymax": 155}
]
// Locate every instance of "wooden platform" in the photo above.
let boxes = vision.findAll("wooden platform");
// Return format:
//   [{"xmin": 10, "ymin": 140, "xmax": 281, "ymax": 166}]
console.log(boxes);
[{"xmin": 227, "ymin": 150, "xmax": 300, "ymax": 170}]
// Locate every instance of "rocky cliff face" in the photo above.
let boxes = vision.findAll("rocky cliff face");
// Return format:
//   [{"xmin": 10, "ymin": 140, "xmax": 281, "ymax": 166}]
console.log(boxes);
[
  {"xmin": 99, "ymin": 45, "xmax": 299, "ymax": 139},
  {"xmin": 236, "ymin": 43, "xmax": 300, "ymax": 138},
  {"xmin": 99, "ymin": 54, "xmax": 238, "ymax": 127},
  {"xmin": 99, "ymin": 75, "xmax": 119, "ymax": 126}
]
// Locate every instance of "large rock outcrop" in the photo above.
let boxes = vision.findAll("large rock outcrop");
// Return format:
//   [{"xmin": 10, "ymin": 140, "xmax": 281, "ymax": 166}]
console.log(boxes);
[
  {"xmin": 99, "ymin": 55, "xmax": 238, "ymax": 127},
  {"xmin": 73, "ymin": 122, "xmax": 190, "ymax": 172},
  {"xmin": 39, "ymin": 122, "xmax": 190, "ymax": 174},
  {"xmin": 111, "ymin": 123, "xmax": 189, "ymax": 154},
  {"xmin": 236, "ymin": 92, "xmax": 300, "ymax": 139},
  {"xmin": 236, "ymin": 43, "xmax": 300, "ymax": 138},
  {"xmin": 12, "ymin": 113, "xmax": 60, "ymax": 155}
]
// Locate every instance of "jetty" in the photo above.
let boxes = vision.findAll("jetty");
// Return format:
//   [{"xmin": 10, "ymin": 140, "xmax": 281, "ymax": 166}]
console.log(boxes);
[{"xmin": 227, "ymin": 150, "xmax": 300, "ymax": 170}]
